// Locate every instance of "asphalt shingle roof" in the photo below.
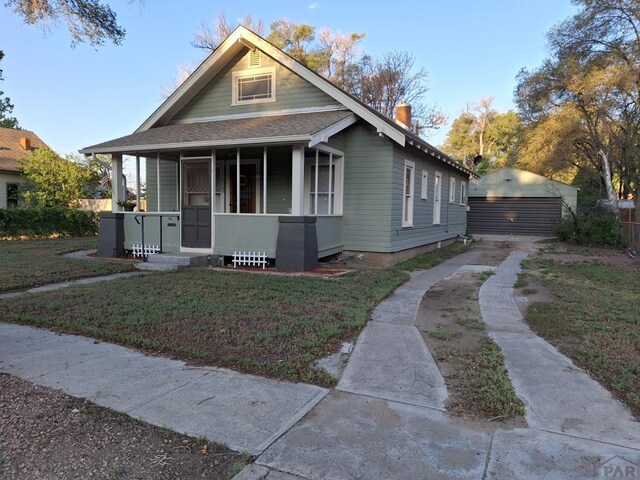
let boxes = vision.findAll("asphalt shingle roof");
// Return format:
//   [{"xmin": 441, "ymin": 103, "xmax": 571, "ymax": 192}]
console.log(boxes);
[
  {"xmin": 0, "ymin": 128, "xmax": 48, "ymax": 172},
  {"xmin": 81, "ymin": 111, "xmax": 353, "ymax": 153}
]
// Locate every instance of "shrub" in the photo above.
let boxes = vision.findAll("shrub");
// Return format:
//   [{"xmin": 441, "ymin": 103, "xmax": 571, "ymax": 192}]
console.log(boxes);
[
  {"xmin": 0, "ymin": 207, "xmax": 98, "ymax": 238},
  {"xmin": 555, "ymin": 207, "xmax": 625, "ymax": 246}
]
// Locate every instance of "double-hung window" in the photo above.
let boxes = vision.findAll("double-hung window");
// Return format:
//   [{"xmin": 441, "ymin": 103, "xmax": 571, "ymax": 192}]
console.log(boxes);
[
  {"xmin": 449, "ymin": 177, "xmax": 456, "ymax": 203},
  {"xmin": 421, "ymin": 170, "xmax": 428, "ymax": 200},
  {"xmin": 232, "ymin": 67, "xmax": 276, "ymax": 105},
  {"xmin": 6, "ymin": 183, "xmax": 18, "ymax": 208},
  {"xmin": 403, "ymin": 160, "xmax": 415, "ymax": 227},
  {"xmin": 460, "ymin": 181, "xmax": 467, "ymax": 206}
]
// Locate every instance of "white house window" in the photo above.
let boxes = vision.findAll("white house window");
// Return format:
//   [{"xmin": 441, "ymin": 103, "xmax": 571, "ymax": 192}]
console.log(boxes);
[
  {"xmin": 403, "ymin": 160, "xmax": 415, "ymax": 227},
  {"xmin": 304, "ymin": 149, "xmax": 342, "ymax": 215},
  {"xmin": 460, "ymin": 181, "xmax": 467, "ymax": 206},
  {"xmin": 434, "ymin": 172, "xmax": 442, "ymax": 224},
  {"xmin": 232, "ymin": 67, "xmax": 276, "ymax": 105},
  {"xmin": 449, "ymin": 177, "xmax": 456, "ymax": 203},
  {"xmin": 421, "ymin": 170, "xmax": 428, "ymax": 200}
]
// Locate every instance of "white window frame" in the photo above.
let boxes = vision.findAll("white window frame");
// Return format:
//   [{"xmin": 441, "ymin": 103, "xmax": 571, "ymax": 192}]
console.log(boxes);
[
  {"xmin": 231, "ymin": 66, "xmax": 276, "ymax": 106},
  {"xmin": 421, "ymin": 170, "xmax": 428, "ymax": 200},
  {"xmin": 449, "ymin": 177, "xmax": 456, "ymax": 204},
  {"xmin": 433, "ymin": 171, "xmax": 442, "ymax": 225},
  {"xmin": 403, "ymin": 160, "xmax": 415, "ymax": 228},
  {"xmin": 303, "ymin": 151, "xmax": 343, "ymax": 215},
  {"xmin": 460, "ymin": 181, "xmax": 467, "ymax": 206}
]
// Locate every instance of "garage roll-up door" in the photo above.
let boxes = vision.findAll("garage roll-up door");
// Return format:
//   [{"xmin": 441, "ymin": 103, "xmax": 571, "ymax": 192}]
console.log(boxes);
[{"xmin": 468, "ymin": 197, "xmax": 562, "ymax": 235}]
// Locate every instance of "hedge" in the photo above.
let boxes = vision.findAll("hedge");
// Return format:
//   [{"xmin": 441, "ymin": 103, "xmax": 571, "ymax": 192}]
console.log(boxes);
[{"xmin": 0, "ymin": 207, "xmax": 99, "ymax": 238}]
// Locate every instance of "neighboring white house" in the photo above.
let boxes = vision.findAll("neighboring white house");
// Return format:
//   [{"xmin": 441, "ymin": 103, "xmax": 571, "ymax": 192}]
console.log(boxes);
[
  {"xmin": 468, "ymin": 167, "xmax": 579, "ymax": 235},
  {"xmin": 0, "ymin": 127, "xmax": 49, "ymax": 208}
]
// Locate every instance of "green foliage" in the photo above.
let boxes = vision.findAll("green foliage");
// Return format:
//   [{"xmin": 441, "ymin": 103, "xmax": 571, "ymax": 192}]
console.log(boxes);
[
  {"xmin": 0, "ymin": 50, "xmax": 19, "ymax": 129},
  {"xmin": 554, "ymin": 207, "xmax": 625, "ymax": 247},
  {"xmin": 0, "ymin": 207, "xmax": 98, "ymax": 238},
  {"xmin": 6, "ymin": 0, "xmax": 125, "ymax": 46},
  {"xmin": 19, "ymin": 148, "xmax": 101, "ymax": 207}
]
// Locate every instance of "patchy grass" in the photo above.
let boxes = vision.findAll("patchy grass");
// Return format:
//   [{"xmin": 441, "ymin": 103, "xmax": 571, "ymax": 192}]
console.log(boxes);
[
  {"xmin": 0, "ymin": 237, "xmax": 134, "ymax": 292},
  {"xmin": 451, "ymin": 338, "xmax": 526, "ymax": 418},
  {"xmin": 398, "ymin": 242, "xmax": 468, "ymax": 271},
  {"xmin": 523, "ymin": 259, "xmax": 640, "ymax": 418},
  {"xmin": 475, "ymin": 270, "xmax": 495, "ymax": 286},
  {"xmin": 417, "ymin": 267, "xmax": 524, "ymax": 421},
  {"xmin": 0, "ymin": 266, "xmax": 409, "ymax": 386}
]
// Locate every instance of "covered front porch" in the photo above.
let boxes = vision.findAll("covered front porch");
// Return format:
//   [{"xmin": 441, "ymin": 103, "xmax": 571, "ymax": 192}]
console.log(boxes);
[{"xmin": 103, "ymin": 143, "xmax": 345, "ymax": 266}]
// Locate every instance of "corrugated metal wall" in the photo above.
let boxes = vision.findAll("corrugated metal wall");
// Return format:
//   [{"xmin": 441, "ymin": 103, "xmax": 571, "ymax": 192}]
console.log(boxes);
[{"xmin": 468, "ymin": 197, "xmax": 561, "ymax": 235}]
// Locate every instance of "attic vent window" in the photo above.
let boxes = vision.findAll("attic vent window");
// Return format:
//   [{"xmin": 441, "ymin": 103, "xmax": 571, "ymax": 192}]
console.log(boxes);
[
  {"xmin": 248, "ymin": 50, "xmax": 261, "ymax": 68},
  {"xmin": 232, "ymin": 67, "xmax": 277, "ymax": 106}
]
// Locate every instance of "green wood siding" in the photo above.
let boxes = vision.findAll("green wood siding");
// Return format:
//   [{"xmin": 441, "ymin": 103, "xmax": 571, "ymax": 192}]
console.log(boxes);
[
  {"xmin": 390, "ymin": 144, "xmax": 468, "ymax": 252},
  {"xmin": 123, "ymin": 213, "xmax": 180, "ymax": 252},
  {"xmin": 332, "ymin": 123, "xmax": 393, "ymax": 252},
  {"xmin": 214, "ymin": 214, "xmax": 279, "ymax": 257},
  {"xmin": 266, "ymin": 146, "xmax": 292, "ymax": 214},
  {"xmin": 170, "ymin": 49, "xmax": 340, "ymax": 123}
]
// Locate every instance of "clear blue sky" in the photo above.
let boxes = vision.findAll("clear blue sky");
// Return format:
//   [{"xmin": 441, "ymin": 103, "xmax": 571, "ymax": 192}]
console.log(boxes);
[{"xmin": 0, "ymin": 0, "xmax": 577, "ymax": 156}]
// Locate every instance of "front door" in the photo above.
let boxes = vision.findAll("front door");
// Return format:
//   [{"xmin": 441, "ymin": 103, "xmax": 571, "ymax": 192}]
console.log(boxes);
[
  {"xmin": 229, "ymin": 164, "xmax": 257, "ymax": 213},
  {"xmin": 182, "ymin": 162, "xmax": 211, "ymax": 248}
]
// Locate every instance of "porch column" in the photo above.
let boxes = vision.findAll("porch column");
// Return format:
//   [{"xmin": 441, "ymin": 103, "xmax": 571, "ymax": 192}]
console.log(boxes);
[
  {"xmin": 291, "ymin": 144, "xmax": 305, "ymax": 215},
  {"xmin": 111, "ymin": 153, "xmax": 123, "ymax": 212},
  {"xmin": 135, "ymin": 155, "xmax": 141, "ymax": 212}
]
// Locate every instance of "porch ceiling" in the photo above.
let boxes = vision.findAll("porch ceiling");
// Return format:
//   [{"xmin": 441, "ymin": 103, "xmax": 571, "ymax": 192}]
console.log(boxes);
[{"xmin": 79, "ymin": 111, "xmax": 354, "ymax": 154}]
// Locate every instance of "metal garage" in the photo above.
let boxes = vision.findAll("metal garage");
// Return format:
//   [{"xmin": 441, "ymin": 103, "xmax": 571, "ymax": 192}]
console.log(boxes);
[
  {"xmin": 468, "ymin": 168, "xmax": 578, "ymax": 236},
  {"xmin": 468, "ymin": 196, "xmax": 562, "ymax": 235}
]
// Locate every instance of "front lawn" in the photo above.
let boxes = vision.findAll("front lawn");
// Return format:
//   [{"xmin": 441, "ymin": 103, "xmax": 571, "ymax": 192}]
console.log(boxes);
[
  {"xmin": 0, "ymin": 237, "xmax": 135, "ymax": 292},
  {"xmin": 521, "ymin": 258, "xmax": 640, "ymax": 418},
  {"xmin": 0, "ymin": 243, "xmax": 468, "ymax": 386}
]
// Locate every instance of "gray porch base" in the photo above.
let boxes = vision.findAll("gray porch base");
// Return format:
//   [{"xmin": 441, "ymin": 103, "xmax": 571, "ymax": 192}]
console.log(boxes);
[{"xmin": 135, "ymin": 253, "xmax": 212, "ymax": 271}]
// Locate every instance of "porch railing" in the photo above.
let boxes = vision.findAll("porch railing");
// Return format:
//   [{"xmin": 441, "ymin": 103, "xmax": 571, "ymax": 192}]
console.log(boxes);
[{"xmin": 123, "ymin": 212, "xmax": 180, "ymax": 254}]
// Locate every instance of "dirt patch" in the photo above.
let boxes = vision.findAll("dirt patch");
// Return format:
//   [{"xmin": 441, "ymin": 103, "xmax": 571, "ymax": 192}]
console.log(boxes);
[
  {"xmin": 0, "ymin": 374, "xmax": 248, "ymax": 480},
  {"xmin": 537, "ymin": 241, "xmax": 639, "ymax": 269},
  {"xmin": 416, "ymin": 267, "xmax": 526, "ymax": 426}
]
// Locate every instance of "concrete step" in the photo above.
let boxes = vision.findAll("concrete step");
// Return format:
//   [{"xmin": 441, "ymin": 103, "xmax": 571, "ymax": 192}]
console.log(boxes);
[
  {"xmin": 146, "ymin": 253, "xmax": 211, "ymax": 267},
  {"xmin": 134, "ymin": 262, "xmax": 179, "ymax": 272}
]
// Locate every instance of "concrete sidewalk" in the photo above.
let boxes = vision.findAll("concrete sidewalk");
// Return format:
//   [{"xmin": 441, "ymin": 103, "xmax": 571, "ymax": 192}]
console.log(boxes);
[{"xmin": 0, "ymin": 323, "xmax": 327, "ymax": 455}]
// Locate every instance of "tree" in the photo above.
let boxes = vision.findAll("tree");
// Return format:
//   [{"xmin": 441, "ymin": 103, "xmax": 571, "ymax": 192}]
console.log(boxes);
[
  {"xmin": 441, "ymin": 97, "xmax": 522, "ymax": 171},
  {"xmin": 5, "ymin": 0, "xmax": 127, "ymax": 46},
  {"xmin": 191, "ymin": 13, "xmax": 265, "ymax": 51},
  {"xmin": 515, "ymin": 0, "xmax": 640, "ymax": 223},
  {"xmin": 0, "ymin": 51, "xmax": 19, "ymax": 129},
  {"xmin": 19, "ymin": 148, "xmax": 101, "ymax": 207}
]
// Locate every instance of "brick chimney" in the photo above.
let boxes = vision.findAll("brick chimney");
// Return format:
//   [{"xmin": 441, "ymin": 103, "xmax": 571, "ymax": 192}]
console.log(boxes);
[
  {"xmin": 19, "ymin": 137, "xmax": 31, "ymax": 150},
  {"xmin": 395, "ymin": 101, "xmax": 412, "ymax": 130}
]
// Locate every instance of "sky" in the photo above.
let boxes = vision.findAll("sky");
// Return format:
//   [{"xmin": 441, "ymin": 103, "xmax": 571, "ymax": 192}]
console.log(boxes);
[{"xmin": 0, "ymin": 0, "xmax": 578, "ymax": 159}]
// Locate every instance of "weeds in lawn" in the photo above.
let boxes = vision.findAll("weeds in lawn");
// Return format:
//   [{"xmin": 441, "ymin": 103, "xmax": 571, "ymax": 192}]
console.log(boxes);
[
  {"xmin": 428, "ymin": 329, "xmax": 462, "ymax": 341},
  {"xmin": 524, "ymin": 259, "xmax": 640, "ymax": 418},
  {"xmin": 455, "ymin": 316, "xmax": 485, "ymax": 331},
  {"xmin": 452, "ymin": 338, "xmax": 525, "ymax": 418},
  {"xmin": 476, "ymin": 270, "xmax": 495, "ymax": 286}
]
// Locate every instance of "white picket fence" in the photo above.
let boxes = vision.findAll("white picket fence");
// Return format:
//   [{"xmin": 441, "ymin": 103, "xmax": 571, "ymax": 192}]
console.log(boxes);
[
  {"xmin": 132, "ymin": 244, "xmax": 160, "ymax": 258},
  {"xmin": 232, "ymin": 251, "xmax": 268, "ymax": 269}
]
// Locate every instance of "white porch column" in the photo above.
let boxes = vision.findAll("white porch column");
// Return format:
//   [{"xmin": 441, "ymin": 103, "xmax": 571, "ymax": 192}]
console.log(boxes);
[
  {"xmin": 111, "ymin": 153, "xmax": 123, "ymax": 212},
  {"xmin": 291, "ymin": 144, "xmax": 305, "ymax": 215},
  {"xmin": 135, "ymin": 155, "xmax": 141, "ymax": 212}
]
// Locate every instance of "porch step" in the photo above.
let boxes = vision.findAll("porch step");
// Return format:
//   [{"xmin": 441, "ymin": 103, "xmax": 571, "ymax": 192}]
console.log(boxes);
[
  {"xmin": 134, "ymin": 262, "xmax": 180, "ymax": 272},
  {"xmin": 146, "ymin": 252, "xmax": 211, "ymax": 267}
]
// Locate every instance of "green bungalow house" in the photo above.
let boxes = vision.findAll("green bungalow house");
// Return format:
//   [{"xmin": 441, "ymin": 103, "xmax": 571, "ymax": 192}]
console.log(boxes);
[{"xmin": 81, "ymin": 26, "xmax": 475, "ymax": 268}]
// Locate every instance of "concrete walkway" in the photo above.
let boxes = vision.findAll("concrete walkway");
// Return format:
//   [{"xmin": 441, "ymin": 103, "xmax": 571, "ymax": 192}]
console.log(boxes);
[
  {"xmin": 0, "ymin": 272, "xmax": 145, "ymax": 300},
  {"xmin": 0, "ymin": 323, "xmax": 327, "ymax": 455},
  {"xmin": 480, "ymin": 251, "xmax": 640, "ymax": 448},
  {"xmin": 2, "ymin": 247, "xmax": 639, "ymax": 480}
]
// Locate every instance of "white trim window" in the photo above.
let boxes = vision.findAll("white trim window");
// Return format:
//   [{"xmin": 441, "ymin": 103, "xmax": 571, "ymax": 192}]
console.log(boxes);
[
  {"xmin": 449, "ymin": 177, "xmax": 456, "ymax": 203},
  {"xmin": 403, "ymin": 160, "xmax": 415, "ymax": 227},
  {"xmin": 421, "ymin": 170, "xmax": 428, "ymax": 200},
  {"xmin": 433, "ymin": 171, "xmax": 442, "ymax": 224},
  {"xmin": 460, "ymin": 181, "xmax": 467, "ymax": 206},
  {"xmin": 232, "ymin": 67, "xmax": 276, "ymax": 105}
]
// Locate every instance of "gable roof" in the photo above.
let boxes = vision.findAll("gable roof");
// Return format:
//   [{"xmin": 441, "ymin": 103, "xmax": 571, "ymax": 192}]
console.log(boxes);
[
  {"xmin": 83, "ymin": 26, "xmax": 475, "ymax": 177},
  {"xmin": 0, "ymin": 127, "xmax": 48, "ymax": 172},
  {"xmin": 473, "ymin": 167, "xmax": 578, "ymax": 190}
]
